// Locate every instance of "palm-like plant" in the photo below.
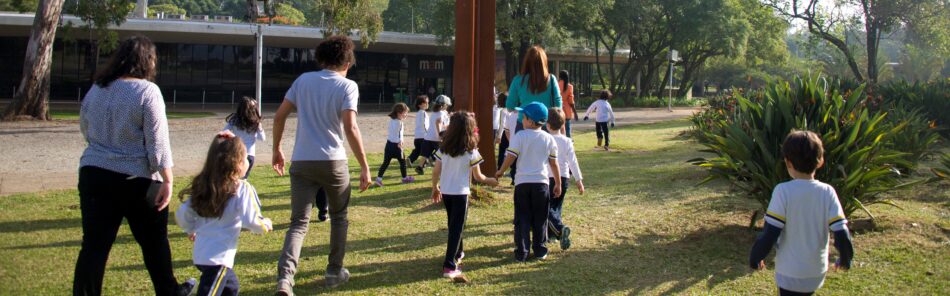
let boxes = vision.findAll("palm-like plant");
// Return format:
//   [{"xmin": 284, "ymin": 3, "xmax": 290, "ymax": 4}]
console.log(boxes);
[{"xmin": 690, "ymin": 75, "xmax": 924, "ymax": 226}]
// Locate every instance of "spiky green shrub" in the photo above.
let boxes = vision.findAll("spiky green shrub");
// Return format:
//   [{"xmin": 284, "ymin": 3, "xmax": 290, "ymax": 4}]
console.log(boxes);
[
  {"xmin": 877, "ymin": 80, "xmax": 950, "ymax": 137},
  {"xmin": 932, "ymin": 153, "xmax": 950, "ymax": 181},
  {"xmin": 689, "ymin": 76, "xmax": 924, "ymax": 221}
]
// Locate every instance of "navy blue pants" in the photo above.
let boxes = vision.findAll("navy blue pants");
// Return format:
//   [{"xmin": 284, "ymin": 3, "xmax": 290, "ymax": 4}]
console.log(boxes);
[
  {"xmin": 196, "ymin": 265, "xmax": 239, "ymax": 296},
  {"xmin": 595, "ymin": 122, "xmax": 610, "ymax": 147},
  {"xmin": 311, "ymin": 188, "xmax": 329, "ymax": 215},
  {"xmin": 408, "ymin": 138, "xmax": 425, "ymax": 164},
  {"xmin": 779, "ymin": 288, "xmax": 813, "ymax": 296},
  {"xmin": 547, "ymin": 177, "xmax": 569, "ymax": 239},
  {"xmin": 513, "ymin": 183, "xmax": 550, "ymax": 260},
  {"xmin": 565, "ymin": 119, "xmax": 573, "ymax": 138},
  {"xmin": 442, "ymin": 194, "xmax": 468, "ymax": 270},
  {"xmin": 377, "ymin": 141, "xmax": 407, "ymax": 178},
  {"xmin": 497, "ymin": 132, "xmax": 509, "ymax": 170}
]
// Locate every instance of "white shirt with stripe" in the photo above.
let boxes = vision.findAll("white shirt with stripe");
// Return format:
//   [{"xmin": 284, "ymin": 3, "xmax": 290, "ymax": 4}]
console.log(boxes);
[
  {"xmin": 584, "ymin": 99, "xmax": 615, "ymax": 123},
  {"xmin": 176, "ymin": 180, "xmax": 271, "ymax": 268},
  {"xmin": 506, "ymin": 128, "xmax": 558, "ymax": 185},
  {"xmin": 765, "ymin": 179, "xmax": 847, "ymax": 291},
  {"xmin": 435, "ymin": 149, "xmax": 484, "ymax": 195}
]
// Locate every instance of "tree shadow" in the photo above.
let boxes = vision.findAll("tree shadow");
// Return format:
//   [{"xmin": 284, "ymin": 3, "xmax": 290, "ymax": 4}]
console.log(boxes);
[
  {"xmin": 0, "ymin": 217, "xmax": 82, "ymax": 233},
  {"xmin": 488, "ymin": 224, "xmax": 754, "ymax": 295}
]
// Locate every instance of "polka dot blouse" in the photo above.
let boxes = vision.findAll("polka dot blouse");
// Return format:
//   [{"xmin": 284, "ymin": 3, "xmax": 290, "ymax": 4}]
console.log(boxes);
[{"xmin": 79, "ymin": 79, "xmax": 174, "ymax": 181}]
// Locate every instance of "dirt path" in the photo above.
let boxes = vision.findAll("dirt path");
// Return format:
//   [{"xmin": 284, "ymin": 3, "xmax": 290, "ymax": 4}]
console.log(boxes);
[{"xmin": 0, "ymin": 107, "xmax": 698, "ymax": 195}]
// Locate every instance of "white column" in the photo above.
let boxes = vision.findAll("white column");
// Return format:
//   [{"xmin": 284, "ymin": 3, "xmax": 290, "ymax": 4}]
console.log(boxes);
[
  {"xmin": 134, "ymin": 0, "xmax": 148, "ymax": 18},
  {"xmin": 255, "ymin": 24, "xmax": 263, "ymax": 114}
]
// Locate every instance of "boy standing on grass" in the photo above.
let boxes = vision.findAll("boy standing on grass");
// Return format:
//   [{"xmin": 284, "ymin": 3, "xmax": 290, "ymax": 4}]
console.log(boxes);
[
  {"xmin": 496, "ymin": 102, "xmax": 562, "ymax": 262},
  {"xmin": 749, "ymin": 130, "xmax": 854, "ymax": 296},
  {"xmin": 545, "ymin": 108, "xmax": 585, "ymax": 251}
]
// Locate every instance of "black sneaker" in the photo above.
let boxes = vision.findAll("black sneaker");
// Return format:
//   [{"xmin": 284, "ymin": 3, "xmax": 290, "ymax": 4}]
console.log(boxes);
[
  {"xmin": 325, "ymin": 268, "xmax": 350, "ymax": 288},
  {"xmin": 560, "ymin": 226, "xmax": 572, "ymax": 250},
  {"xmin": 415, "ymin": 166, "xmax": 425, "ymax": 175},
  {"xmin": 178, "ymin": 278, "xmax": 196, "ymax": 296},
  {"xmin": 318, "ymin": 210, "xmax": 328, "ymax": 222}
]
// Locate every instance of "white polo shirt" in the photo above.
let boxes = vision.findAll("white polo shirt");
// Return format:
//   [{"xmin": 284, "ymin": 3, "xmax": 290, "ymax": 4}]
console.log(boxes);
[
  {"xmin": 435, "ymin": 149, "xmax": 484, "ymax": 195},
  {"xmin": 414, "ymin": 109, "xmax": 429, "ymax": 139},
  {"xmin": 506, "ymin": 128, "xmax": 558, "ymax": 185},
  {"xmin": 386, "ymin": 119, "xmax": 403, "ymax": 144},
  {"xmin": 551, "ymin": 134, "xmax": 582, "ymax": 180},
  {"xmin": 425, "ymin": 110, "xmax": 449, "ymax": 141}
]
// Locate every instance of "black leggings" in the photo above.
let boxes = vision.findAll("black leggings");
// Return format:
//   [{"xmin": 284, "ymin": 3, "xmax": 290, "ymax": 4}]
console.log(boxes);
[
  {"xmin": 497, "ymin": 132, "xmax": 509, "ymax": 169},
  {"xmin": 595, "ymin": 122, "xmax": 610, "ymax": 147},
  {"xmin": 378, "ymin": 141, "xmax": 407, "ymax": 178},
  {"xmin": 442, "ymin": 194, "xmax": 468, "ymax": 270},
  {"xmin": 779, "ymin": 288, "xmax": 814, "ymax": 296},
  {"xmin": 408, "ymin": 138, "xmax": 425, "ymax": 164},
  {"xmin": 74, "ymin": 166, "xmax": 184, "ymax": 296}
]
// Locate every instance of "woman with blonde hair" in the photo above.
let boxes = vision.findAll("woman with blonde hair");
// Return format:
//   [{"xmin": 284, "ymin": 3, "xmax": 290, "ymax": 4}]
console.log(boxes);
[{"xmin": 504, "ymin": 45, "xmax": 563, "ymax": 133}]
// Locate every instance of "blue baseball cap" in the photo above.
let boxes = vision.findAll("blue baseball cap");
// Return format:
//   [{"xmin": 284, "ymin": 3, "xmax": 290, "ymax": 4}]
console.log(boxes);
[{"xmin": 515, "ymin": 102, "xmax": 548, "ymax": 124}]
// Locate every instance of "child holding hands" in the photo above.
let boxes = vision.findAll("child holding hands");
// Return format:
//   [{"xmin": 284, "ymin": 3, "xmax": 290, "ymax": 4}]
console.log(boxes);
[
  {"xmin": 176, "ymin": 132, "xmax": 273, "ymax": 296},
  {"xmin": 431, "ymin": 112, "xmax": 498, "ymax": 280},
  {"xmin": 496, "ymin": 102, "xmax": 561, "ymax": 262}
]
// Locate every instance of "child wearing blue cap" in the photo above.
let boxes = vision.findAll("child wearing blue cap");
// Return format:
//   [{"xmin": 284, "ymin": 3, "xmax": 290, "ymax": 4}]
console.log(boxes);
[{"xmin": 496, "ymin": 102, "xmax": 562, "ymax": 261}]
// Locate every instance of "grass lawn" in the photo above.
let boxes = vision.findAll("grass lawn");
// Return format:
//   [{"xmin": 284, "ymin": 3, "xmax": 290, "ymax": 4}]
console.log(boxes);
[
  {"xmin": 0, "ymin": 120, "xmax": 947, "ymax": 295},
  {"xmin": 49, "ymin": 110, "xmax": 216, "ymax": 120}
]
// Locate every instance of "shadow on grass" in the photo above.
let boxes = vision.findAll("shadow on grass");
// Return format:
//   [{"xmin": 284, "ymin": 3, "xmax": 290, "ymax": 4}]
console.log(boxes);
[
  {"xmin": 491, "ymin": 224, "xmax": 754, "ymax": 294},
  {"xmin": 0, "ymin": 217, "xmax": 82, "ymax": 233}
]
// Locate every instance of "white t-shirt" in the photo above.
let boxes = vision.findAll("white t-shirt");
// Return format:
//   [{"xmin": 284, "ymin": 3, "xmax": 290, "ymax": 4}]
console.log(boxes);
[
  {"xmin": 425, "ymin": 110, "xmax": 449, "ymax": 141},
  {"xmin": 223, "ymin": 122, "xmax": 266, "ymax": 157},
  {"xmin": 584, "ymin": 99, "xmax": 615, "ymax": 123},
  {"xmin": 492, "ymin": 106, "xmax": 502, "ymax": 130},
  {"xmin": 551, "ymin": 134, "xmax": 582, "ymax": 180},
  {"xmin": 386, "ymin": 119, "xmax": 404, "ymax": 144},
  {"xmin": 435, "ymin": 149, "xmax": 484, "ymax": 195},
  {"xmin": 175, "ymin": 180, "xmax": 271, "ymax": 268},
  {"xmin": 504, "ymin": 109, "xmax": 518, "ymax": 137},
  {"xmin": 506, "ymin": 129, "xmax": 558, "ymax": 185},
  {"xmin": 414, "ymin": 109, "xmax": 429, "ymax": 139},
  {"xmin": 285, "ymin": 70, "xmax": 359, "ymax": 161},
  {"xmin": 765, "ymin": 179, "xmax": 848, "ymax": 285}
]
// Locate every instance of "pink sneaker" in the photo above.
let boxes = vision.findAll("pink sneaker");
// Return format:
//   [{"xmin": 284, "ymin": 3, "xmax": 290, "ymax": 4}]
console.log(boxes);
[
  {"xmin": 442, "ymin": 267, "xmax": 462, "ymax": 278},
  {"xmin": 402, "ymin": 176, "xmax": 415, "ymax": 184},
  {"xmin": 374, "ymin": 177, "xmax": 384, "ymax": 187}
]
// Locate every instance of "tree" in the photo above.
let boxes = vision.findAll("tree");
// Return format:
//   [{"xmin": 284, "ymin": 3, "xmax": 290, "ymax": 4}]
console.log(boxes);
[
  {"xmin": 764, "ymin": 0, "xmax": 936, "ymax": 87},
  {"xmin": 151, "ymin": 0, "xmax": 220, "ymax": 16},
  {"xmin": 148, "ymin": 4, "xmax": 186, "ymax": 17},
  {"xmin": 382, "ymin": 0, "xmax": 439, "ymax": 34},
  {"xmin": 1, "ymin": 0, "xmax": 63, "ymax": 120},
  {"xmin": 301, "ymin": 0, "xmax": 384, "ymax": 43}
]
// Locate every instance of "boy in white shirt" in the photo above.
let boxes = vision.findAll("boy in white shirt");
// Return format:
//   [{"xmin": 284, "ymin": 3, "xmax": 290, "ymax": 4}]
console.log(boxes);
[
  {"xmin": 496, "ymin": 102, "xmax": 562, "ymax": 261},
  {"xmin": 583, "ymin": 90, "xmax": 616, "ymax": 150},
  {"xmin": 545, "ymin": 107, "xmax": 585, "ymax": 251},
  {"xmin": 749, "ymin": 130, "xmax": 854, "ymax": 295}
]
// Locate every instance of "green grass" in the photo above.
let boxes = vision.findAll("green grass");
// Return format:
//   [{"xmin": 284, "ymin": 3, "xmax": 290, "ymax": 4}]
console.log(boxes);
[
  {"xmin": 1, "ymin": 120, "xmax": 947, "ymax": 295},
  {"xmin": 49, "ymin": 110, "xmax": 216, "ymax": 120}
]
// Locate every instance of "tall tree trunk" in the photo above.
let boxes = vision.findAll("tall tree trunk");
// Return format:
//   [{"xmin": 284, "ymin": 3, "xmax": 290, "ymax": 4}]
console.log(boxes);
[
  {"xmin": 593, "ymin": 34, "xmax": 607, "ymax": 89},
  {"xmin": 3, "ymin": 0, "xmax": 64, "ymax": 121},
  {"xmin": 865, "ymin": 25, "xmax": 881, "ymax": 87}
]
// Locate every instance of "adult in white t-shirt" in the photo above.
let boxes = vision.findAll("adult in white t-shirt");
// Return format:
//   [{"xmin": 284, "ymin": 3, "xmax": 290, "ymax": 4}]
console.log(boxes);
[{"xmin": 271, "ymin": 36, "xmax": 370, "ymax": 294}]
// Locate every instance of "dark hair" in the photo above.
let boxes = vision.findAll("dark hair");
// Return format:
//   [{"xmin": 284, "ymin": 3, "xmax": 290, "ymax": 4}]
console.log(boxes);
[
  {"xmin": 317, "ymin": 35, "xmax": 356, "ymax": 70},
  {"xmin": 599, "ymin": 90, "xmax": 613, "ymax": 100},
  {"xmin": 226, "ymin": 97, "xmax": 262, "ymax": 134},
  {"xmin": 520, "ymin": 46, "xmax": 550, "ymax": 94},
  {"xmin": 440, "ymin": 111, "xmax": 478, "ymax": 157},
  {"xmin": 388, "ymin": 103, "xmax": 409, "ymax": 119},
  {"xmin": 548, "ymin": 107, "xmax": 565, "ymax": 130},
  {"xmin": 497, "ymin": 92, "xmax": 508, "ymax": 108},
  {"xmin": 179, "ymin": 134, "xmax": 247, "ymax": 218},
  {"xmin": 432, "ymin": 101, "xmax": 447, "ymax": 112},
  {"xmin": 414, "ymin": 95, "xmax": 429, "ymax": 110},
  {"xmin": 94, "ymin": 35, "xmax": 156, "ymax": 87},
  {"xmin": 559, "ymin": 70, "xmax": 570, "ymax": 91},
  {"xmin": 782, "ymin": 130, "xmax": 824, "ymax": 174}
]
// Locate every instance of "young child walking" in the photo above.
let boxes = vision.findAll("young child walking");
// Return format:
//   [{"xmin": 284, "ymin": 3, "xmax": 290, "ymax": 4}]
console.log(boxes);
[
  {"xmin": 583, "ymin": 90, "xmax": 616, "ymax": 151},
  {"xmin": 749, "ymin": 130, "xmax": 854, "ymax": 296},
  {"xmin": 431, "ymin": 112, "xmax": 499, "ymax": 280},
  {"xmin": 496, "ymin": 102, "xmax": 562, "ymax": 261},
  {"xmin": 224, "ymin": 97, "xmax": 265, "ymax": 179},
  {"xmin": 376, "ymin": 103, "xmax": 413, "ymax": 186},
  {"xmin": 545, "ymin": 108, "xmax": 585, "ymax": 251},
  {"xmin": 176, "ymin": 132, "xmax": 273, "ymax": 296},
  {"xmin": 416, "ymin": 95, "xmax": 451, "ymax": 175},
  {"xmin": 407, "ymin": 95, "xmax": 430, "ymax": 168}
]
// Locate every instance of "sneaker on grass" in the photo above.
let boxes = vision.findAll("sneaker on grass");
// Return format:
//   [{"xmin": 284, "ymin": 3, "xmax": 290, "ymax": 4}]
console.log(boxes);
[
  {"xmin": 560, "ymin": 226, "xmax": 572, "ymax": 250},
  {"xmin": 178, "ymin": 278, "xmax": 196, "ymax": 296},
  {"xmin": 325, "ymin": 268, "xmax": 350, "ymax": 288},
  {"xmin": 442, "ymin": 267, "xmax": 463, "ymax": 279}
]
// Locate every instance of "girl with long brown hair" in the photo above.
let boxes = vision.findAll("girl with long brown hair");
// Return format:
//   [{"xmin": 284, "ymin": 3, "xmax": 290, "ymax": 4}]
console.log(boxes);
[
  {"xmin": 176, "ymin": 132, "xmax": 273, "ymax": 296},
  {"xmin": 224, "ymin": 97, "xmax": 265, "ymax": 179},
  {"xmin": 374, "ymin": 102, "xmax": 413, "ymax": 186},
  {"xmin": 430, "ymin": 111, "xmax": 498, "ymax": 280},
  {"xmin": 504, "ymin": 46, "xmax": 563, "ymax": 132}
]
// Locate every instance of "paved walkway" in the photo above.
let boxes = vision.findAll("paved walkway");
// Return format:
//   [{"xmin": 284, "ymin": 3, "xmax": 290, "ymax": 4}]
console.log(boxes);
[{"xmin": 0, "ymin": 107, "xmax": 698, "ymax": 195}]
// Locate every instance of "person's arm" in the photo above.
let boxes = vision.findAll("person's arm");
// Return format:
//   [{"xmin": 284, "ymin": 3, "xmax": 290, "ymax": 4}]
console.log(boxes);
[
  {"xmin": 472, "ymin": 165, "xmax": 498, "ymax": 186},
  {"xmin": 828, "ymin": 190, "xmax": 853, "ymax": 270},
  {"xmin": 174, "ymin": 199, "xmax": 197, "ymax": 235},
  {"xmin": 548, "ymin": 158, "xmax": 562, "ymax": 198},
  {"xmin": 142, "ymin": 86, "xmax": 175, "ymax": 210},
  {"xmin": 607, "ymin": 102, "xmax": 616, "ymax": 127},
  {"xmin": 271, "ymin": 99, "xmax": 296, "ymax": 176},
  {"xmin": 431, "ymin": 158, "xmax": 443, "ymax": 203},
  {"xmin": 496, "ymin": 134, "xmax": 520, "ymax": 178},
  {"xmin": 584, "ymin": 101, "xmax": 596, "ymax": 120},
  {"xmin": 342, "ymin": 110, "xmax": 371, "ymax": 192},
  {"xmin": 239, "ymin": 182, "xmax": 272, "ymax": 234},
  {"xmin": 567, "ymin": 142, "xmax": 584, "ymax": 194},
  {"xmin": 567, "ymin": 84, "xmax": 579, "ymax": 120},
  {"xmin": 551, "ymin": 75, "xmax": 563, "ymax": 108},
  {"xmin": 257, "ymin": 124, "xmax": 266, "ymax": 142},
  {"xmin": 749, "ymin": 221, "xmax": 783, "ymax": 270},
  {"xmin": 496, "ymin": 155, "xmax": 516, "ymax": 179}
]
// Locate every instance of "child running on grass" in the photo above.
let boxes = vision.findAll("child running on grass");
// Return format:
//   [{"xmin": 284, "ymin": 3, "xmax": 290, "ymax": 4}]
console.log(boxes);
[
  {"xmin": 176, "ymin": 132, "xmax": 273, "ymax": 296},
  {"xmin": 407, "ymin": 95, "xmax": 430, "ymax": 168},
  {"xmin": 583, "ymin": 90, "xmax": 616, "ymax": 151},
  {"xmin": 496, "ymin": 102, "xmax": 562, "ymax": 262},
  {"xmin": 749, "ymin": 130, "xmax": 854, "ymax": 296},
  {"xmin": 431, "ymin": 111, "xmax": 499, "ymax": 280},
  {"xmin": 224, "ymin": 97, "xmax": 265, "ymax": 179},
  {"xmin": 375, "ymin": 103, "xmax": 413, "ymax": 186},
  {"xmin": 416, "ymin": 95, "xmax": 452, "ymax": 175},
  {"xmin": 545, "ymin": 107, "xmax": 585, "ymax": 251}
]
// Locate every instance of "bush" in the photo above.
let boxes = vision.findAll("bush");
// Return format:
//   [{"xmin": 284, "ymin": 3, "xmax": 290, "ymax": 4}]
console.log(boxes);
[
  {"xmin": 689, "ymin": 75, "xmax": 926, "ymax": 222},
  {"xmin": 148, "ymin": 4, "xmax": 186, "ymax": 17},
  {"xmin": 932, "ymin": 153, "xmax": 950, "ymax": 181},
  {"xmin": 876, "ymin": 80, "xmax": 950, "ymax": 138}
]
